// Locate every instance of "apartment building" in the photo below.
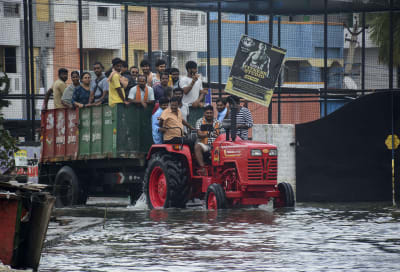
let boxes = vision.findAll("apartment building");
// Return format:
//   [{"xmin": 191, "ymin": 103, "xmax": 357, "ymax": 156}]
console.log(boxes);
[
  {"xmin": 53, "ymin": 0, "xmax": 121, "ymax": 75},
  {"xmin": 123, "ymin": 6, "xmax": 159, "ymax": 69},
  {"xmin": 0, "ymin": 0, "xmax": 25, "ymax": 119},
  {"xmin": 158, "ymin": 8, "xmax": 207, "ymax": 75}
]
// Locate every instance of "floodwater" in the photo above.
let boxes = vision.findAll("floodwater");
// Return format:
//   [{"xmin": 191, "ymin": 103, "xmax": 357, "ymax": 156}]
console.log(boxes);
[{"xmin": 39, "ymin": 197, "xmax": 400, "ymax": 272}]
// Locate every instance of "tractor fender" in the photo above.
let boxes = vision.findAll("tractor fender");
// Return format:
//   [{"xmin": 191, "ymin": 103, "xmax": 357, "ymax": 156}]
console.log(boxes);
[{"xmin": 147, "ymin": 144, "xmax": 194, "ymax": 178}]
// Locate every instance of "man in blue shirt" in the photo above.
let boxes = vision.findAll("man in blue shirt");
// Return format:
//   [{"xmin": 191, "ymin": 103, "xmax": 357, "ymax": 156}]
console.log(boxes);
[
  {"xmin": 216, "ymin": 98, "xmax": 228, "ymax": 122},
  {"xmin": 152, "ymin": 97, "xmax": 170, "ymax": 144}
]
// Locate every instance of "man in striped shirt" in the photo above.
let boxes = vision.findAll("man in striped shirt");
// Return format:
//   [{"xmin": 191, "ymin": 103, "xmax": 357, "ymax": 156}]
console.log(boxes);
[{"xmin": 229, "ymin": 95, "xmax": 253, "ymax": 140}]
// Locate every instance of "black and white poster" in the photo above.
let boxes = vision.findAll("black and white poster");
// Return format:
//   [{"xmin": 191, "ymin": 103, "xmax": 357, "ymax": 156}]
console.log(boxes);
[{"xmin": 225, "ymin": 35, "xmax": 286, "ymax": 107}]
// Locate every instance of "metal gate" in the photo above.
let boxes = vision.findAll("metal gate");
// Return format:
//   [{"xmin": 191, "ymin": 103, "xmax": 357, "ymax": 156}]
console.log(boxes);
[{"xmin": 296, "ymin": 91, "xmax": 400, "ymax": 202}]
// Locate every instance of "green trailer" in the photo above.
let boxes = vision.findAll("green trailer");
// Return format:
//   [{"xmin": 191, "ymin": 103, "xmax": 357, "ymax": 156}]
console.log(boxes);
[
  {"xmin": 40, "ymin": 104, "xmax": 153, "ymax": 206},
  {"xmin": 39, "ymin": 104, "xmax": 203, "ymax": 207}
]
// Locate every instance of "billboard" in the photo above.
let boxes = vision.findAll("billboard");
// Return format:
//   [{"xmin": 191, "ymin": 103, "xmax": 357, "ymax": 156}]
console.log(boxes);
[{"xmin": 225, "ymin": 35, "xmax": 286, "ymax": 107}]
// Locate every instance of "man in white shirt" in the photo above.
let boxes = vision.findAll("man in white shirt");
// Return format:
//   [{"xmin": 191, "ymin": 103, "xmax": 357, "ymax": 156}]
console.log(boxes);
[
  {"xmin": 180, "ymin": 61, "xmax": 203, "ymax": 106},
  {"xmin": 128, "ymin": 74, "xmax": 155, "ymax": 108}
]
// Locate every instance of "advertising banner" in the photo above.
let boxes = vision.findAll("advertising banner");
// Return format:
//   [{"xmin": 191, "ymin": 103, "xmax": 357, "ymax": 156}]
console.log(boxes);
[{"xmin": 225, "ymin": 35, "xmax": 286, "ymax": 106}]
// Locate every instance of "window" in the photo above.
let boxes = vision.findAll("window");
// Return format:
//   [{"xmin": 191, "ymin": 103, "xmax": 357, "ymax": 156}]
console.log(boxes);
[
  {"xmin": 98, "ymin": 7, "xmax": 108, "ymax": 19},
  {"xmin": 180, "ymin": 12, "xmax": 198, "ymax": 26},
  {"xmin": 161, "ymin": 8, "xmax": 168, "ymax": 25},
  {"xmin": 4, "ymin": 3, "xmax": 20, "ymax": 17},
  {"xmin": 201, "ymin": 14, "xmax": 206, "ymax": 25},
  {"xmin": 1, "ymin": 47, "xmax": 17, "ymax": 73},
  {"xmin": 283, "ymin": 61, "xmax": 299, "ymax": 83},
  {"xmin": 134, "ymin": 50, "xmax": 144, "ymax": 67},
  {"xmin": 14, "ymin": 78, "xmax": 19, "ymax": 91},
  {"xmin": 82, "ymin": 2, "xmax": 89, "ymax": 20},
  {"xmin": 249, "ymin": 15, "xmax": 258, "ymax": 21},
  {"xmin": 83, "ymin": 52, "xmax": 88, "ymax": 71},
  {"xmin": 161, "ymin": 8, "xmax": 173, "ymax": 25},
  {"xmin": 112, "ymin": 8, "xmax": 117, "ymax": 19}
]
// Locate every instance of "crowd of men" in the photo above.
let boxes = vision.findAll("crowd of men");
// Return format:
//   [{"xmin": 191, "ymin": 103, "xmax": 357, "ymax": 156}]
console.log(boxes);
[{"xmin": 44, "ymin": 57, "xmax": 253, "ymax": 174}]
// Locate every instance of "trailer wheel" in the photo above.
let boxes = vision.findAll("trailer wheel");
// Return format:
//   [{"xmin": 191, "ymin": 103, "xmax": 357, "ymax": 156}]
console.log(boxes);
[
  {"xmin": 54, "ymin": 166, "xmax": 80, "ymax": 207},
  {"xmin": 205, "ymin": 183, "xmax": 227, "ymax": 210},
  {"xmin": 275, "ymin": 182, "xmax": 295, "ymax": 208},
  {"xmin": 144, "ymin": 153, "xmax": 189, "ymax": 209}
]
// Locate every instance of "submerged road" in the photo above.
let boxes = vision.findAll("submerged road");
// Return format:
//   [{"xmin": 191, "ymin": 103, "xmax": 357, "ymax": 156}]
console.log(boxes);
[{"xmin": 40, "ymin": 197, "xmax": 400, "ymax": 272}]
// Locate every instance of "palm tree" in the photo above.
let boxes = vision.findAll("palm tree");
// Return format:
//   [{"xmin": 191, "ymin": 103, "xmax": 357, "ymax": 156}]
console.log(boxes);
[{"xmin": 369, "ymin": 12, "xmax": 400, "ymax": 66}]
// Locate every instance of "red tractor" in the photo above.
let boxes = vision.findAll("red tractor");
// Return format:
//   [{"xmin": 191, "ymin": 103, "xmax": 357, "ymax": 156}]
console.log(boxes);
[{"xmin": 144, "ymin": 116, "xmax": 295, "ymax": 210}]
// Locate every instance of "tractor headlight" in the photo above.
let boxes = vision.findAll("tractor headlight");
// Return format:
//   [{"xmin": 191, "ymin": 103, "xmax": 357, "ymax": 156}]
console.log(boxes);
[
  {"xmin": 269, "ymin": 149, "xmax": 277, "ymax": 156},
  {"xmin": 251, "ymin": 149, "xmax": 262, "ymax": 156}
]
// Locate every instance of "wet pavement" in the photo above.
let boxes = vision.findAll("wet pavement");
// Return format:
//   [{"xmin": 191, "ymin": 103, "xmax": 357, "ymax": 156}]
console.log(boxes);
[{"xmin": 39, "ymin": 197, "xmax": 400, "ymax": 272}]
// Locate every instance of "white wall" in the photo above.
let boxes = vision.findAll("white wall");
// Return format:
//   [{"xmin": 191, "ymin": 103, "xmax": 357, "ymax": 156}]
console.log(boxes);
[
  {"xmin": 1, "ymin": 73, "xmax": 24, "ymax": 119},
  {"xmin": 53, "ymin": 0, "xmax": 78, "ymax": 22},
  {"xmin": 161, "ymin": 9, "xmax": 206, "ymax": 52},
  {"xmin": 54, "ymin": 0, "xmax": 121, "ymax": 49},
  {"xmin": 0, "ymin": 0, "xmax": 22, "ymax": 46},
  {"xmin": 253, "ymin": 124, "xmax": 297, "ymax": 193},
  {"xmin": 83, "ymin": 3, "xmax": 121, "ymax": 49},
  {"xmin": 344, "ymin": 47, "xmax": 398, "ymax": 89}
]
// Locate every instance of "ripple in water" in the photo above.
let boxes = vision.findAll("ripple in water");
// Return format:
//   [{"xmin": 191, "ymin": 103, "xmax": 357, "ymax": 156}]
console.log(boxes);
[{"xmin": 40, "ymin": 202, "xmax": 400, "ymax": 272}]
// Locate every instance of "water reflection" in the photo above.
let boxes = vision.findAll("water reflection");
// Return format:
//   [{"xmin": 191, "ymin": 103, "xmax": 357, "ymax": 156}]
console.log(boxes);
[{"xmin": 40, "ymin": 201, "xmax": 400, "ymax": 272}]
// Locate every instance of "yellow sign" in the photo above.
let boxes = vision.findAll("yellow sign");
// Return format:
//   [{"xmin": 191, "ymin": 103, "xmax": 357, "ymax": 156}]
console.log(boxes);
[
  {"xmin": 14, "ymin": 150, "xmax": 28, "ymax": 167},
  {"xmin": 385, "ymin": 134, "xmax": 400, "ymax": 150}
]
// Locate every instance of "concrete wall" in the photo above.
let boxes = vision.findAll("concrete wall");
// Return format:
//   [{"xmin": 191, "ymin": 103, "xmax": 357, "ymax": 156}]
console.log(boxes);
[
  {"xmin": 160, "ymin": 9, "xmax": 206, "ymax": 52},
  {"xmin": 252, "ymin": 124, "xmax": 296, "ymax": 193}
]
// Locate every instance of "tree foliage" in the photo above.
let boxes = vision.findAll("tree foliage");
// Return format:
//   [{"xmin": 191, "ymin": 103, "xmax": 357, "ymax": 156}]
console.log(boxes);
[
  {"xmin": 0, "ymin": 72, "xmax": 18, "ymax": 169},
  {"xmin": 369, "ymin": 12, "xmax": 400, "ymax": 66}
]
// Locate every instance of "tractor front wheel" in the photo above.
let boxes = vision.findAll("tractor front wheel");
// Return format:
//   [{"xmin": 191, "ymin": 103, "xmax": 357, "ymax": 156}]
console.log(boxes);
[
  {"xmin": 205, "ymin": 183, "xmax": 227, "ymax": 210},
  {"xmin": 275, "ymin": 182, "xmax": 295, "ymax": 208},
  {"xmin": 144, "ymin": 153, "xmax": 189, "ymax": 209}
]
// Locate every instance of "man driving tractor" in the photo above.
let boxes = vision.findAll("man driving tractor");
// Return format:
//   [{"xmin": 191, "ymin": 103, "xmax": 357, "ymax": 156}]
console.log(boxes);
[
  {"xmin": 194, "ymin": 105, "xmax": 221, "ymax": 176},
  {"xmin": 159, "ymin": 96, "xmax": 194, "ymax": 144}
]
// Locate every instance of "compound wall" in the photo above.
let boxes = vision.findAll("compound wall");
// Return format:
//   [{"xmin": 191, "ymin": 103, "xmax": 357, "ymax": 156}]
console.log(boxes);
[{"xmin": 253, "ymin": 124, "xmax": 296, "ymax": 194}]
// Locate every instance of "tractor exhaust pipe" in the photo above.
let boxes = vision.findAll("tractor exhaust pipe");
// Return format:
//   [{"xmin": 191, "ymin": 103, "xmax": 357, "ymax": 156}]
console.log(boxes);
[
  {"xmin": 230, "ymin": 106, "xmax": 237, "ymax": 142},
  {"xmin": 226, "ymin": 95, "xmax": 238, "ymax": 142}
]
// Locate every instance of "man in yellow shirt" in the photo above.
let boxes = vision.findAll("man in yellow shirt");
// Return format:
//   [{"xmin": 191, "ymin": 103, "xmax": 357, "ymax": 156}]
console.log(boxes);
[
  {"xmin": 159, "ymin": 97, "xmax": 193, "ymax": 144},
  {"xmin": 108, "ymin": 58, "xmax": 129, "ymax": 107},
  {"xmin": 43, "ymin": 68, "xmax": 68, "ymax": 110}
]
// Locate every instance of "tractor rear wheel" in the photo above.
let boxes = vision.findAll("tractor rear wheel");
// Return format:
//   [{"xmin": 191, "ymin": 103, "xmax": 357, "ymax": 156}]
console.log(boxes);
[
  {"xmin": 205, "ymin": 183, "xmax": 227, "ymax": 210},
  {"xmin": 275, "ymin": 182, "xmax": 295, "ymax": 208},
  {"xmin": 144, "ymin": 153, "xmax": 189, "ymax": 209},
  {"xmin": 54, "ymin": 166, "xmax": 81, "ymax": 207}
]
